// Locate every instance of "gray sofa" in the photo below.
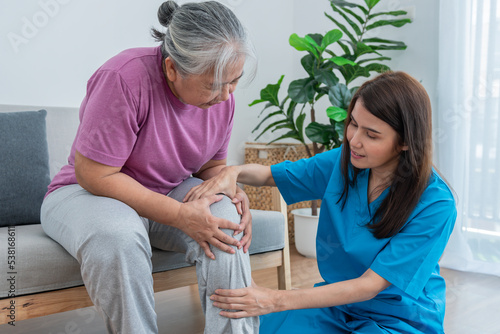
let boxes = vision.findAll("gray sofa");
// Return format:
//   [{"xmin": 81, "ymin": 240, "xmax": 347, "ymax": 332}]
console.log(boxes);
[{"xmin": 0, "ymin": 105, "xmax": 290, "ymax": 325}]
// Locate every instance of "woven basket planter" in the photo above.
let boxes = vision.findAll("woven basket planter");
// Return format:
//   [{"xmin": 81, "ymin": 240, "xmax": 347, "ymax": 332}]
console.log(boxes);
[{"xmin": 244, "ymin": 142, "xmax": 317, "ymax": 245}]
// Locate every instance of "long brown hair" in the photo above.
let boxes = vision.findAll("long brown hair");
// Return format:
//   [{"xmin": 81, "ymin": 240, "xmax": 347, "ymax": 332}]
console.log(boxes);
[{"xmin": 339, "ymin": 71, "xmax": 433, "ymax": 239}]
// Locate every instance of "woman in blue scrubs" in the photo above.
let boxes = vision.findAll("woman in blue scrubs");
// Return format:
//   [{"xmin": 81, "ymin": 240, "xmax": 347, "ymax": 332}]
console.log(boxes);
[{"xmin": 185, "ymin": 71, "xmax": 457, "ymax": 333}]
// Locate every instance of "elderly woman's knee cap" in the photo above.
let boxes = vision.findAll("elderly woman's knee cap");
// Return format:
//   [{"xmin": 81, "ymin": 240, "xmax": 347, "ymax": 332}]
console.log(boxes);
[{"xmin": 209, "ymin": 195, "xmax": 241, "ymax": 225}]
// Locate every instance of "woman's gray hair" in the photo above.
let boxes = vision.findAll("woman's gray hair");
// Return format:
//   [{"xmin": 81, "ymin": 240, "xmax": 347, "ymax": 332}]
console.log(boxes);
[{"xmin": 151, "ymin": 1, "xmax": 256, "ymax": 88}]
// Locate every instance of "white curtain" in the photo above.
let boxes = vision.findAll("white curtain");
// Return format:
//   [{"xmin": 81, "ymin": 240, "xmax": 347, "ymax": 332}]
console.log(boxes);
[{"xmin": 437, "ymin": 0, "xmax": 500, "ymax": 276}]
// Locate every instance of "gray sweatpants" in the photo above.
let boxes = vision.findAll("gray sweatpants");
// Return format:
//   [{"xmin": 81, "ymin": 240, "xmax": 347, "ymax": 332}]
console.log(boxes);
[{"xmin": 40, "ymin": 177, "xmax": 259, "ymax": 334}]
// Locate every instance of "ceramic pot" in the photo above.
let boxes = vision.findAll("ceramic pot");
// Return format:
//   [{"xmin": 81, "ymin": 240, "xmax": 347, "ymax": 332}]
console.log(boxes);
[{"xmin": 292, "ymin": 208, "xmax": 319, "ymax": 258}]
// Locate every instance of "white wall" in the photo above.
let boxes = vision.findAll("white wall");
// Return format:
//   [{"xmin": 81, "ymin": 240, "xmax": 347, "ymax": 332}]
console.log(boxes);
[
  {"xmin": 0, "ymin": 0, "xmax": 438, "ymax": 165},
  {"xmin": 0, "ymin": 0, "xmax": 160, "ymax": 106}
]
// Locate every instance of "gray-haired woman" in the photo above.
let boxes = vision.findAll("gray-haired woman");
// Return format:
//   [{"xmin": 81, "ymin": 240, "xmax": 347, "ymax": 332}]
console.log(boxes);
[{"xmin": 40, "ymin": 1, "xmax": 258, "ymax": 333}]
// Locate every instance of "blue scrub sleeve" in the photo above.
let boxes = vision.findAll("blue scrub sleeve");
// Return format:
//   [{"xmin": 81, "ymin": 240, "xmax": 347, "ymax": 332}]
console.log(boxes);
[
  {"xmin": 370, "ymin": 177, "xmax": 457, "ymax": 299},
  {"xmin": 271, "ymin": 148, "xmax": 342, "ymax": 205}
]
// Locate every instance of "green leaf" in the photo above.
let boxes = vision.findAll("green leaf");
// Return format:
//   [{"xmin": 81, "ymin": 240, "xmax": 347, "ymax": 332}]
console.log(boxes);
[
  {"xmin": 342, "ymin": 88, "xmax": 354, "ymax": 108},
  {"xmin": 342, "ymin": 65, "xmax": 371, "ymax": 85},
  {"xmin": 366, "ymin": 18, "xmax": 412, "ymax": 30},
  {"xmin": 305, "ymin": 34, "xmax": 321, "ymax": 52},
  {"xmin": 328, "ymin": 84, "xmax": 345, "ymax": 108},
  {"xmin": 253, "ymin": 119, "xmax": 288, "ymax": 141},
  {"xmin": 334, "ymin": 121, "xmax": 345, "ymax": 142},
  {"xmin": 336, "ymin": 40, "xmax": 352, "ymax": 55},
  {"xmin": 324, "ymin": 49, "xmax": 337, "ymax": 58},
  {"xmin": 269, "ymin": 131, "xmax": 303, "ymax": 145},
  {"xmin": 313, "ymin": 86, "xmax": 327, "ymax": 99},
  {"xmin": 338, "ymin": 6, "xmax": 364, "ymax": 24},
  {"xmin": 365, "ymin": 63, "xmax": 391, "ymax": 73},
  {"xmin": 288, "ymin": 78, "xmax": 317, "ymax": 103},
  {"xmin": 357, "ymin": 56, "xmax": 391, "ymax": 65},
  {"xmin": 313, "ymin": 68, "xmax": 339, "ymax": 86},
  {"xmin": 252, "ymin": 110, "xmax": 283, "ymax": 132},
  {"xmin": 368, "ymin": 10, "xmax": 408, "ymax": 20},
  {"xmin": 325, "ymin": 12, "xmax": 357, "ymax": 44},
  {"xmin": 249, "ymin": 99, "xmax": 265, "ymax": 107},
  {"xmin": 307, "ymin": 34, "xmax": 324, "ymax": 48},
  {"xmin": 301, "ymin": 54, "xmax": 315, "ymax": 76},
  {"xmin": 362, "ymin": 38, "xmax": 407, "ymax": 48},
  {"xmin": 305, "ymin": 122, "xmax": 336, "ymax": 145},
  {"xmin": 320, "ymin": 58, "xmax": 336, "ymax": 71},
  {"xmin": 329, "ymin": 56, "xmax": 356, "ymax": 66},
  {"xmin": 304, "ymin": 35, "xmax": 323, "ymax": 58},
  {"xmin": 364, "ymin": 0, "xmax": 381, "ymax": 9},
  {"xmin": 286, "ymin": 99, "xmax": 298, "ymax": 118},
  {"xmin": 330, "ymin": 0, "xmax": 369, "ymax": 15},
  {"xmin": 331, "ymin": 4, "xmax": 362, "ymax": 36},
  {"xmin": 328, "ymin": 83, "xmax": 354, "ymax": 109},
  {"xmin": 279, "ymin": 96, "xmax": 290, "ymax": 109},
  {"xmin": 256, "ymin": 102, "xmax": 275, "ymax": 117},
  {"xmin": 250, "ymin": 75, "xmax": 284, "ymax": 107},
  {"xmin": 345, "ymin": 40, "xmax": 381, "ymax": 59},
  {"xmin": 305, "ymin": 34, "xmax": 323, "ymax": 58},
  {"xmin": 260, "ymin": 77, "xmax": 283, "ymax": 106},
  {"xmin": 326, "ymin": 106, "xmax": 348, "ymax": 122},
  {"xmin": 295, "ymin": 113, "xmax": 307, "ymax": 141},
  {"xmin": 273, "ymin": 123, "xmax": 296, "ymax": 131},
  {"xmin": 330, "ymin": 0, "xmax": 358, "ymax": 8},
  {"xmin": 289, "ymin": 33, "xmax": 311, "ymax": 51},
  {"xmin": 289, "ymin": 34, "xmax": 319, "ymax": 58},
  {"xmin": 368, "ymin": 43, "xmax": 407, "ymax": 51},
  {"xmin": 321, "ymin": 29, "xmax": 343, "ymax": 50},
  {"xmin": 354, "ymin": 42, "xmax": 376, "ymax": 58},
  {"xmin": 258, "ymin": 119, "xmax": 289, "ymax": 133}
]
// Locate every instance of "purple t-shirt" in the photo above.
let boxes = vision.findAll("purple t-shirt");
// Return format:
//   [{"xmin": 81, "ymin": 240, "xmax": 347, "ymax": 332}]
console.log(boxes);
[{"xmin": 47, "ymin": 46, "xmax": 234, "ymax": 196}]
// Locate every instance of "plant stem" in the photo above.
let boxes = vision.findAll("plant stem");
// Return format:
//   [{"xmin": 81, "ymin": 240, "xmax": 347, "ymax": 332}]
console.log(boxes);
[
  {"xmin": 358, "ymin": 7, "xmax": 371, "ymax": 43},
  {"xmin": 304, "ymin": 144, "xmax": 313, "ymax": 158},
  {"xmin": 308, "ymin": 105, "xmax": 322, "ymax": 157},
  {"xmin": 311, "ymin": 199, "xmax": 318, "ymax": 216},
  {"xmin": 310, "ymin": 104, "xmax": 316, "ymax": 123}
]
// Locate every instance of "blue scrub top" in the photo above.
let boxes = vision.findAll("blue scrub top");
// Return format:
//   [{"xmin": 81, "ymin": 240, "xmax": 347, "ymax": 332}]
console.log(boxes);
[{"xmin": 270, "ymin": 147, "xmax": 457, "ymax": 333}]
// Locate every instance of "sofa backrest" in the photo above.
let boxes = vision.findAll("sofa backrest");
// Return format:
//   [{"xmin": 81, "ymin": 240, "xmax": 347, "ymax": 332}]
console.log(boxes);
[{"xmin": 0, "ymin": 105, "xmax": 79, "ymax": 179}]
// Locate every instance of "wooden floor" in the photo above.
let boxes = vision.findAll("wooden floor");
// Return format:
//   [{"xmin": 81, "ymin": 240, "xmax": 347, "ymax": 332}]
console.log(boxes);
[{"xmin": 2, "ymin": 245, "xmax": 500, "ymax": 334}]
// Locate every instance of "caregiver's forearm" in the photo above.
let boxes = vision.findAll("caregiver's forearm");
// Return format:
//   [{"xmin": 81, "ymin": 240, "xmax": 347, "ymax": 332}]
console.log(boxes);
[
  {"xmin": 275, "ymin": 269, "xmax": 390, "ymax": 312},
  {"xmin": 231, "ymin": 164, "xmax": 275, "ymax": 187}
]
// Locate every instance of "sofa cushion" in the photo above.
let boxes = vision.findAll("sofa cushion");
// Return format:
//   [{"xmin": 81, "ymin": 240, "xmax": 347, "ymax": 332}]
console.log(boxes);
[
  {"xmin": 0, "ymin": 110, "xmax": 51, "ymax": 226},
  {"xmin": 0, "ymin": 209, "xmax": 285, "ymax": 297}
]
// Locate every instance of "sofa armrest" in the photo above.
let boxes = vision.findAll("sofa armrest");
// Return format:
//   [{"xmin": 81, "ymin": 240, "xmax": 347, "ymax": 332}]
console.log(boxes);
[{"xmin": 272, "ymin": 187, "xmax": 292, "ymax": 290}]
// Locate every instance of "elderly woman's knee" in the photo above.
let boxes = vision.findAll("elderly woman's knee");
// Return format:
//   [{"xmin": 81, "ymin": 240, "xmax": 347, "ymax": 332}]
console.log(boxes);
[{"xmin": 209, "ymin": 194, "xmax": 241, "ymax": 225}]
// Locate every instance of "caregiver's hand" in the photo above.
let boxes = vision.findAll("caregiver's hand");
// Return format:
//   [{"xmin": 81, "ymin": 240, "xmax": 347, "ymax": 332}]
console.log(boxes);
[
  {"xmin": 233, "ymin": 187, "xmax": 252, "ymax": 253},
  {"xmin": 184, "ymin": 166, "xmax": 239, "ymax": 201},
  {"xmin": 210, "ymin": 280, "xmax": 281, "ymax": 318}
]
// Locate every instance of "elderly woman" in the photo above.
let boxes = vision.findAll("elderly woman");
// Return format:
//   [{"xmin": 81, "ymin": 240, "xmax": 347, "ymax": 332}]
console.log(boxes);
[{"xmin": 40, "ymin": 1, "xmax": 257, "ymax": 333}]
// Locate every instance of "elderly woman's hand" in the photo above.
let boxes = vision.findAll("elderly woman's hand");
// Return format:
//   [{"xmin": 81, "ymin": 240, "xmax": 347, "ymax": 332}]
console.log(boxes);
[
  {"xmin": 184, "ymin": 166, "xmax": 253, "ymax": 253},
  {"xmin": 177, "ymin": 194, "xmax": 243, "ymax": 260}
]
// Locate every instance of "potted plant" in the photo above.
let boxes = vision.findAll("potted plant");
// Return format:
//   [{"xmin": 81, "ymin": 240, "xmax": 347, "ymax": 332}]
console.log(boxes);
[{"xmin": 249, "ymin": 0, "xmax": 411, "ymax": 257}]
